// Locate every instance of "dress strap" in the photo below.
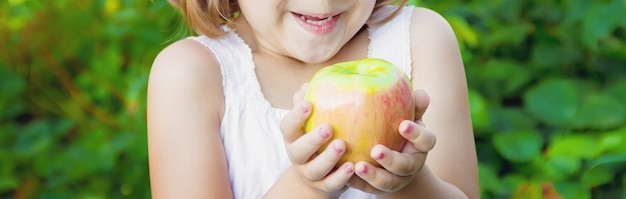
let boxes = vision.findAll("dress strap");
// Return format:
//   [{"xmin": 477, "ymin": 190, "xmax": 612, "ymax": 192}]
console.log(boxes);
[
  {"xmin": 188, "ymin": 29, "xmax": 263, "ymax": 100},
  {"xmin": 368, "ymin": 6, "xmax": 414, "ymax": 79}
]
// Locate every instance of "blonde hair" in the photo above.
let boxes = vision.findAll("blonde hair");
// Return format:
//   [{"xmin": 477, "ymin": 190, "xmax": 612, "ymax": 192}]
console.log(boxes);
[{"xmin": 168, "ymin": 0, "xmax": 408, "ymax": 38}]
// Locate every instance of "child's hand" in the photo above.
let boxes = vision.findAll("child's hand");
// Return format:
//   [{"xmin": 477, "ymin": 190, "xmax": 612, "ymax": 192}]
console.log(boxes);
[
  {"xmin": 348, "ymin": 90, "xmax": 437, "ymax": 195},
  {"xmin": 278, "ymin": 83, "xmax": 355, "ymax": 198}
]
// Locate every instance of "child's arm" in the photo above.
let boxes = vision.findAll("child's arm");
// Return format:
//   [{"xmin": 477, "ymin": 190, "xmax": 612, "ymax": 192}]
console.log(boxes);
[
  {"xmin": 349, "ymin": 7, "xmax": 480, "ymax": 199},
  {"xmin": 406, "ymin": 7, "xmax": 479, "ymax": 198},
  {"xmin": 147, "ymin": 39, "xmax": 233, "ymax": 199}
]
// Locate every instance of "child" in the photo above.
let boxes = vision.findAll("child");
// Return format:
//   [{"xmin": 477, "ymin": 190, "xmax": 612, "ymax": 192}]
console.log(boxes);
[{"xmin": 147, "ymin": 0, "xmax": 479, "ymax": 198}]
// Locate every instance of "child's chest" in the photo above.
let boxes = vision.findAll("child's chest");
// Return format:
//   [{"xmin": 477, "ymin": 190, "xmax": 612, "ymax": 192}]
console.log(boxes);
[{"xmin": 253, "ymin": 31, "xmax": 371, "ymax": 110}]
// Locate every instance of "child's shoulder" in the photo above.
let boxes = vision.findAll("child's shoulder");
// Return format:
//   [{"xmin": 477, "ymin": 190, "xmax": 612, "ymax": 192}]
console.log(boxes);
[
  {"xmin": 152, "ymin": 38, "xmax": 220, "ymax": 75},
  {"xmin": 407, "ymin": 6, "xmax": 459, "ymax": 48},
  {"xmin": 149, "ymin": 37, "xmax": 223, "ymax": 99},
  {"xmin": 409, "ymin": 6, "xmax": 455, "ymax": 36},
  {"xmin": 156, "ymin": 37, "xmax": 214, "ymax": 61}
]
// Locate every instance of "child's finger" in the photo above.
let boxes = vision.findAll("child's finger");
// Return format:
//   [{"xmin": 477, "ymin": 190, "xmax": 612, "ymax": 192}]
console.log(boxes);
[
  {"xmin": 280, "ymin": 101, "xmax": 312, "ymax": 143},
  {"xmin": 287, "ymin": 124, "xmax": 333, "ymax": 164},
  {"xmin": 413, "ymin": 89, "xmax": 430, "ymax": 120},
  {"xmin": 315, "ymin": 162, "xmax": 355, "ymax": 193},
  {"xmin": 369, "ymin": 144, "xmax": 426, "ymax": 177},
  {"xmin": 399, "ymin": 120, "xmax": 436, "ymax": 152},
  {"xmin": 353, "ymin": 161, "xmax": 410, "ymax": 193},
  {"xmin": 301, "ymin": 139, "xmax": 347, "ymax": 181},
  {"xmin": 292, "ymin": 83, "xmax": 309, "ymax": 107}
]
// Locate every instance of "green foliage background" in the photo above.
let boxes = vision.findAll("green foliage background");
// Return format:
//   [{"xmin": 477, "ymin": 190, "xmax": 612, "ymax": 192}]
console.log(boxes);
[{"xmin": 1, "ymin": 0, "xmax": 625, "ymax": 198}]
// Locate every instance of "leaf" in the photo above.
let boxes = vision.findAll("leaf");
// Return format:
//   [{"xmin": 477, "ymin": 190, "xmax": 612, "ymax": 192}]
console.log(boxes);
[
  {"xmin": 530, "ymin": 44, "xmax": 582, "ymax": 69},
  {"xmin": 501, "ymin": 174, "xmax": 526, "ymax": 195},
  {"xmin": 581, "ymin": 0, "xmax": 625, "ymax": 51},
  {"xmin": 481, "ymin": 59, "xmax": 531, "ymax": 96},
  {"xmin": 543, "ymin": 155, "xmax": 581, "ymax": 179},
  {"xmin": 447, "ymin": 15, "xmax": 479, "ymax": 47},
  {"xmin": 13, "ymin": 119, "xmax": 53, "ymax": 158},
  {"xmin": 0, "ymin": 151, "xmax": 18, "ymax": 192},
  {"xmin": 478, "ymin": 163, "xmax": 502, "ymax": 194},
  {"xmin": 597, "ymin": 128, "xmax": 626, "ymax": 154},
  {"xmin": 605, "ymin": 79, "xmax": 626, "ymax": 103},
  {"xmin": 589, "ymin": 154, "xmax": 626, "ymax": 170},
  {"xmin": 548, "ymin": 135, "xmax": 602, "ymax": 159},
  {"xmin": 104, "ymin": 0, "xmax": 121, "ymax": 17},
  {"xmin": 524, "ymin": 79, "xmax": 580, "ymax": 127},
  {"xmin": 124, "ymin": 74, "xmax": 149, "ymax": 115},
  {"xmin": 488, "ymin": 108, "xmax": 536, "ymax": 132},
  {"xmin": 581, "ymin": 165, "xmax": 615, "ymax": 188},
  {"xmin": 562, "ymin": 1, "xmax": 590, "ymax": 26},
  {"xmin": 554, "ymin": 182, "xmax": 592, "ymax": 199},
  {"xmin": 0, "ymin": 67, "xmax": 27, "ymax": 111},
  {"xmin": 485, "ymin": 23, "xmax": 532, "ymax": 48},
  {"xmin": 407, "ymin": 0, "xmax": 421, "ymax": 6},
  {"xmin": 493, "ymin": 130, "xmax": 543, "ymax": 162},
  {"xmin": 468, "ymin": 89, "xmax": 490, "ymax": 130},
  {"xmin": 512, "ymin": 182, "xmax": 543, "ymax": 199},
  {"xmin": 573, "ymin": 93, "xmax": 625, "ymax": 129}
]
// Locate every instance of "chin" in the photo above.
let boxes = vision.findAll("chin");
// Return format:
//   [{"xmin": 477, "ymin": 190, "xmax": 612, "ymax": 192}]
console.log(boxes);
[{"xmin": 292, "ymin": 47, "xmax": 341, "ymax": 64}]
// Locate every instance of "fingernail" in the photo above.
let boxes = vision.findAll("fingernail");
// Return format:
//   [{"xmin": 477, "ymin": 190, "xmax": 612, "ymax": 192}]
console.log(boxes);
[
  {"xmin": 344, "ymin": 164, "xmax": 353, "ymax": 173},
  {"xmin": 374, "ymin": 152, "xmax": 385, "ymax": 160},
  {"xmin": 333, "ymin": 143, "xmax": 343, "ymax": 154},
  {"xmin": 403, "ymin": 123, "xmax": 413, "ymax": 135},
  {"xmin": 319, "ymin": 127, "xmax": 330, "ymax": 139},
  {"xmin": 300, "ymin": 103, "xmax": 309, "ymax": 113},
  {"xmin": 359, "ymin": 164, "xmax": 368, "ymax": 174}
]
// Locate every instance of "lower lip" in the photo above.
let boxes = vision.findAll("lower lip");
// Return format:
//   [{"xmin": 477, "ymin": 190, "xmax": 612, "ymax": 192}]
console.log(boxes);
[{"xmin": 292, "ymin": 13, "xmax": 341, "ymax": 35}]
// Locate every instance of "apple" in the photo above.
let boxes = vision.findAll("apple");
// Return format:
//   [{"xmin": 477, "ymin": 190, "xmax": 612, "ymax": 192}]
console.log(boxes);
[{"xmin": 304, "ymin": 58, "xmax": 415, "ymax": 167}]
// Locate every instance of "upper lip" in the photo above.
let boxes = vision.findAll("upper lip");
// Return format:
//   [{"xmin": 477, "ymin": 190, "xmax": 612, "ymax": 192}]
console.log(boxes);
[{"xmin": 291, "ymin": 11, "xmax": 342, "ymax": 19}]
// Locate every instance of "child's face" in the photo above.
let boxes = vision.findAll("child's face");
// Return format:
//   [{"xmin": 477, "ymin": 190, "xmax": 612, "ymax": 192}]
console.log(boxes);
[{"xmin": 238, "ymin": 0, "xmax": 376, "ymax": 63}]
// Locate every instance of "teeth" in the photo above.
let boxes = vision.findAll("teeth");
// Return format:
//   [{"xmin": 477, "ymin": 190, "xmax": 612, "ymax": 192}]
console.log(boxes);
[{"xmin": 300, "ymin": 15, "xmax": 333, "ymax": 25}]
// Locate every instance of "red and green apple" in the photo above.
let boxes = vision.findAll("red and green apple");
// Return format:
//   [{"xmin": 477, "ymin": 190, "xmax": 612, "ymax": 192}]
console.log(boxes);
[{"xmin": 304, "ymin": 58, "xmax": 415, "ymax": 167}]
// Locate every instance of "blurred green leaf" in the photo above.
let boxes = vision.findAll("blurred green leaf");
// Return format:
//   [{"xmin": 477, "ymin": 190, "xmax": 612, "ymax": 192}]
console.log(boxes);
[
  {"xmin": 597, "ymin": 128, "xmax": 626, "ymax": 154},
  {"xmin": 478, "ymin": 163, "xmax": 501, "ymax": 194},
  {"xmin": 485, "ymin": 23, "xmax": 532, "ymax": 48},
  {"xmin": 581, "ymin": 165, "xmax": 615, "ymax": 188},
  {"xmin": 543, "ymin": 155, "xmax": 581, "ymax": 180},
  {"xmin": 0, "ymin": 150, "xmax": 18, "ymax": 192},
  {"xmin": 0, "ymin": 67, "xmax": 26, "ymax": 98},
  {"xmin": 469, "ymin": 89, "xmax": 489, "ymax": 130},
  {"xmin": 14, "ymin": 119, "xmax": 54, "ymax": 158},
  {"xmin": 482, "ymin": 59, "xmax": 531, "ymax": 97},
  {"xmin": 561, "ymin": 1, "xmax": 588, "ymax": 27},
  {"xmin": 524, "ymin": 78, "xmax": 580, "ymax": 127},
  {"xmin": 548, "ymin": 134, "xmax": 602, "ymax": 159},
  {"xmin": 511, "ymin": 181, "xmax": 544, "ymax": 199},
  {"xmin": 0, "ymin": 67, "xmax": 26, "ymax": 114},
  {"xmin": 581, "ymin": 0, "xmax": 625, "ymax": 51},
  {"xmin": 589, "ymin": 154, "xmax": 626, "ymax": 170},
  {"xmin": 493, "ymin": 130, "xmax": 543, "ymax": 162},
  {"xmin": 606, "ymin": 79, "xmax": 626, "ymax": 102},
  {"xmin": 554, "ymin": 182, "xmax": 592, "ymax": 199},
  {"xmin": 447, "ymin": 14, "xmax": 478, "ymax": 47},
  {"xmin": 488, "ymin": 108, "xmax": 536, "ymax": 132},
  {"xmin": 500, "ymin": 174, "xmax": 526, "ymax": 196},
  {"xmin": 479, "ymin": 162, "xmax": 525, "ymax": 196},
  {"xmin": 573, "ymin": 93, "xmax": 625, "ymax": 129},
  {"xmin": 530, "ymin": 44, "xmax": 582, "ymax": 69}
]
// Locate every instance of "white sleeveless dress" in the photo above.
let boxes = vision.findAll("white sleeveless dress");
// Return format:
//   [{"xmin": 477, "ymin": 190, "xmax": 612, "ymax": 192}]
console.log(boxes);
[{"xmin": 189, "ymin": 6, "xmax": 414, "ymax": 199}]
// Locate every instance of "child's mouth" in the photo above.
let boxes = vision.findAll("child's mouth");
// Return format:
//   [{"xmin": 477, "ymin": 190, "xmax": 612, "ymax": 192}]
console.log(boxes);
[
  {"xmin": 296, "ymin": 14, "xmax": 334, "ymax": 25},
  {"xmin": 292, "ymin": 12, "xmax": 341, "ymax": 35}
]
